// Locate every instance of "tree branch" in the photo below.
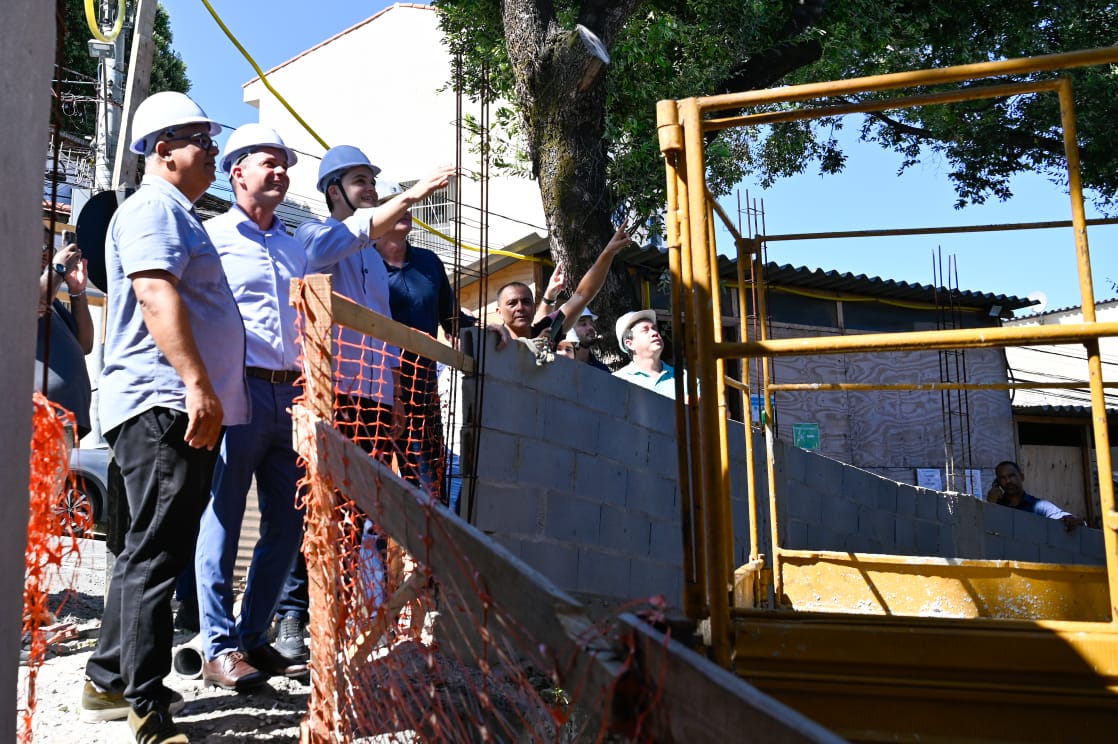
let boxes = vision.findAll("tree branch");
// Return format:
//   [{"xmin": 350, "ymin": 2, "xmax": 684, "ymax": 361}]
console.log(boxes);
[
  {"xmin": 863, "ymin": 108, "xmax": 1065, "ymax": 157},
  {"xmin": 719, "ymin": 38, "xmax": 823, "ymax": 93}
]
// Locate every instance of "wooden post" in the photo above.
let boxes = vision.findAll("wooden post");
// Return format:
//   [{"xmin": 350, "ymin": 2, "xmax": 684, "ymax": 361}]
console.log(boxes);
[{"xmin": 292, "ymin": 275, "xmax": 340, "ymax": 742}]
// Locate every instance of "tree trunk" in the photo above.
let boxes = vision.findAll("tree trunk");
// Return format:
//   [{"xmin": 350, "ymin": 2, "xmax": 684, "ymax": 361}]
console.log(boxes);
[{"xmin": 503, "ymin": 1, "xmax": 642, "ymax": 360}]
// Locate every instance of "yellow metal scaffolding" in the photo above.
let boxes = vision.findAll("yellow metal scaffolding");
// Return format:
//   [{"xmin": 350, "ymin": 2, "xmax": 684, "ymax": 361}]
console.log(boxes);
[{"xmin": 658, "ymin": 46, "xmax": 1118, "ymax": 740}]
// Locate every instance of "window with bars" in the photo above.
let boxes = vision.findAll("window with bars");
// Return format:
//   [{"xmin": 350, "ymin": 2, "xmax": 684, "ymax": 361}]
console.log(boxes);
[{"xmin": 400, "ymin": 179, "xmax": 457, "ymax": 262}]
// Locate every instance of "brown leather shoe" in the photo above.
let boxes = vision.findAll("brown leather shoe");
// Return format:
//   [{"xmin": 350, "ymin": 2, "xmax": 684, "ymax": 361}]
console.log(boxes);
[
  {"xmin": 243, "ymin": 643, "xmax": 309, "ymax": 678},
  {"xmin": 202, "ymin": 650, "xmax": 265, "ymax": 691}
]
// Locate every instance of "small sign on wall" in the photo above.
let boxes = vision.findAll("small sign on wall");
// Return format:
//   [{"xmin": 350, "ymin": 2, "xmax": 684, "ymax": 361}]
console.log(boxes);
[
  {"xmin": 793, "ymin": 422, "xmax": 820, "ymax": 450},
  {"xmin": 964, "ymin": 469, "xmax": 983, "ymax": 497},
  {"xmin": 916, "ymin": 468, "xmax": 943, "ymax": 491}
]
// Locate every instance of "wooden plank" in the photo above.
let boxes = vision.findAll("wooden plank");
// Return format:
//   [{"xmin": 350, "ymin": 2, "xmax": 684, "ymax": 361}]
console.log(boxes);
[
  {"xmin": 293, "ymin": 404, "xmax": 849, "ymax": 740},
  {"xmin": 291, "ymin": 405, "xmax": 632, "ymax": 729},
  {"xmin": 622, "ymin": 614, "xmax": 844, "ymax": 743},
  {"xmin": 1020, "ymin": 444, "xmax": 1089, "ymax": 519},
  {"xmin": 329, "ymin": 289, "xmax": 475, "ymax": 373}
]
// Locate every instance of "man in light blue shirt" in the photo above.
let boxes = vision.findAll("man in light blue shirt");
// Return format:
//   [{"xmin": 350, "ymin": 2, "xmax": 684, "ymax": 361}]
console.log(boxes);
[
  {"xmin": 194, "ymin": 124, "xmax": 309, "ymax": 692},
  {"xmin": 273, "ymin": 145, "xmax": 454, "ymax": 658},
  {"xmin": 82, "ymin": 92, "xmax": 248, "ymax": 741},
  {"xmin": 613, "ymin": 309, "xmax": 680, "ymax": 399}
]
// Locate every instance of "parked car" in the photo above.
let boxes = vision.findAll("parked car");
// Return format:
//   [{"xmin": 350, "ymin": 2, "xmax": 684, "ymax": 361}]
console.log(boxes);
[{"xmin": 58, "ymin": 445, "xmax": 110, "ymax": 537}]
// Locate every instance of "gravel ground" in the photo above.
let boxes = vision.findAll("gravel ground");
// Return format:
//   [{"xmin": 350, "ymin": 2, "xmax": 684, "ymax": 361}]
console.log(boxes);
[{"xmin": 21, "ymin": 539, "xmax": 311, "ymax": 743}]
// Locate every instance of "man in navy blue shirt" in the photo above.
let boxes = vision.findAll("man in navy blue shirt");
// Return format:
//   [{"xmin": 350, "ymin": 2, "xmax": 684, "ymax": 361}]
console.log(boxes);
[
  {"xmin": 374, "ymin": 207, "xmax": 473, "ymax": 501},
  {"xmin": 986, "ymin": 460, "xmax": 1085, "ymax": 531}
]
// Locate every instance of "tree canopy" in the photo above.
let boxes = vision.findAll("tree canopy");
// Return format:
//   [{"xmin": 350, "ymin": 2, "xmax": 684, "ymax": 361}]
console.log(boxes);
[
  {"xmin": 57, "ymin": 0, "xmax": 189, "ymax": 139},
  {"xmin": 435, "ymin": 0, "xmax": 1118, "ymax": 342}
]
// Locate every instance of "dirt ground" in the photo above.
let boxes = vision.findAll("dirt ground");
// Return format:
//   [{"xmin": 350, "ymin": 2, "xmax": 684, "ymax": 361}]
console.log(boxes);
[{"xmin": 20, "ymin": 539, "xmax": 312, "ymax": 743}]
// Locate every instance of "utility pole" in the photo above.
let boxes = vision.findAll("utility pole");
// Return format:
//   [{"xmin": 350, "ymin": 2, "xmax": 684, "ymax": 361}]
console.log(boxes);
[
  {"xmin": 111, "ymin": 0, "xmax": 157, "ymax": 191},
  {"xmin": 92, "ymin": 0, "xmax": 129, "ymax": 192}
]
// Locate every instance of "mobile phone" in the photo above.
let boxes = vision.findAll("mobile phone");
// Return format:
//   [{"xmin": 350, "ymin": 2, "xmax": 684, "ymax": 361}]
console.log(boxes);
[{"xmin": 62, "ymin": 230, "xmax": 77, "ymax": 246}]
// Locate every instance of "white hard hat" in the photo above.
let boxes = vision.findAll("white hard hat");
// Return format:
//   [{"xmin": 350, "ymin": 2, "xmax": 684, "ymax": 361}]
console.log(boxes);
[
  {"xmin": 615, "ymin": 309, "xmax": 657, "ymax": 353},
  {"xmin": 219, "ymin": 123, "xmax": 298, "ymax": 175},
  {"xmin": 129, "ymin": 91, "xmax": 222, "ymax": 155},
  {"xmin": 376, "ymin": 180, "xmax": 404, "ymax": 204}
]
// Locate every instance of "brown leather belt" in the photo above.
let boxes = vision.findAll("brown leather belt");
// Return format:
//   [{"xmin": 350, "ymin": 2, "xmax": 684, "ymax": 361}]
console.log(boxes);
[{"xmin": 246, "ymin": 366, "xmax": 300, "ymax": 384}]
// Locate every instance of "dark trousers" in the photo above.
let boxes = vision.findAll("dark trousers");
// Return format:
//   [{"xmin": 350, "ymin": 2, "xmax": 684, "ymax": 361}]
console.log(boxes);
[
  {"xmin": 275, "ymin": 396, "xmax": 391, "ymax": 621},
  {"xmin": 85, "ymin": 408, "xmax": 219, "ymax": 714}
]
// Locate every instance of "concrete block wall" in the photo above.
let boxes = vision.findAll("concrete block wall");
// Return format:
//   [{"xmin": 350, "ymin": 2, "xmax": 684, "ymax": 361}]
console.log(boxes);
[
  {"xmin": 462, "ymin": 332, "xmax": 685, "ymax": 606},
  {"xmin": 775, "ymin": 442, "xmax": 1105, "ymax": 565},
  {"xmin": 461, "ymin": 333, "xmax": 1105, "ymax": 611}
]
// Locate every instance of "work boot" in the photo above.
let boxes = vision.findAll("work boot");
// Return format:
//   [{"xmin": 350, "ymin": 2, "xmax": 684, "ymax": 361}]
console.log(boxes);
[
  {"xmin": 80, "ymin": 682, "xmax": 184, "ymax": 723},
  {"xmin": 273, "ymin": 614, "xmax": 308, "ymax": 663},
  {"xmin": 128, "ymin": 707, "xmax": 188, "ymax": 744},
  {"xmin": 244, "ymin": 643, "xmax": 308, "ymax": 678}
]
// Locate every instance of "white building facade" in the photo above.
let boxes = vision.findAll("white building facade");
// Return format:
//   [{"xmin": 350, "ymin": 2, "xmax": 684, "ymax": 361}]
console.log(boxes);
[{"xmin": 241, "ymin": 3, "xmax": 546, "ymax": 261}]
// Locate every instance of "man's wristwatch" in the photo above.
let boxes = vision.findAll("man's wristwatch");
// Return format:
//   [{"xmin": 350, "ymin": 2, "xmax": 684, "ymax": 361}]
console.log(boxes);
[
  {"xmin": 52, "ymin": 262, "xmax": 67, "ymax": 277},
  {"xmin": 542, "ymin": 296, "xmax": 556, "ymax": 305}
]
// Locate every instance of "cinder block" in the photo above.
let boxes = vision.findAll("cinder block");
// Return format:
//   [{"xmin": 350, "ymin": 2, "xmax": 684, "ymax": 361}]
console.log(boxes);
[
  {"xmin": 521, "ymin": 540, "xmax": 579, "ymax": 590},
  {"xmin": 573, "ymin": 453, "xmax": 627, "ymax": 506},
  {"xmin": 783, "ymin": 480, "xmax": 822, "ymax": 523},
  {"xmin": 915, "ymin": 489, "xmax": 939, "ymax": 522},
  {"xmin": 938, "ymin": 524, "xmax": 958, "ymax": 558},
  {"xmin": 646, "ymin": 432, "xmax": 680, "ymax": 479},
  {"xmin": 1012, "ymin": 510, "xmax": 1048, "ymax": 545},
  {"xmin": 984, "ymin": 533, "xmax": 1006, "ymax": 560},
  {"xmin": 1080, "ymin": 528, "xmax": 1105, "ymax": 561},
  {"xmin": 938, "ymin": 493, "xmax": 962, "ymax": 525},
  {"xmin": 780, "ymin": 440, "xmax": 807, "ymax": 486},
  {"xmin": 875, "ymin": 478, "xmax": 898, "ymax": 512},
  {"xmin": 821, "ymin": 496, "xmax": 859, "ymax": 537},
  {"xmin": 626, "ymin": 388, "xmax": 675, "ymax": 435},
  {"xmin": 576, "ymin": 548, "xmax": 631, "ymax": 597},
  {"xmin": 473, "ymin": 429, "xmax": 520, "ymax": 484},
  {"xmin": 914, "ymin": 520, "xmax": 940, "ymax": 556},
  {"xmin": 1004, "ymin": 541, "xmax": 1040, "ymax": 563},
  {"xmin": 894, "ymin": 522, "xmax": 916, "ymax": 554},
  {"xmin": 540, "ymin": 394, "xmax": 601, "ymax": 453},
  {"xmin": 982, "ymin": 502, "xmax": 1013, "ymax": 537},
  {"xmin": 579, "ymin": 367, "xmax": 631, "ymax": 417},
  {"xmin": 596, "ymin": 417, "xmax": 647, "ymax": 464},
  {"xmin": 599, "ymin": 505, "xmax": 651, "ymax": 557},
  {"xmin": 488, "ymin": 534, "xmax": 522, "ymax": 558},
  {"xmin": 650, "ymin": 520, "xmax": 684, "ymax": 561},
  {"xmin": 474, "ymin": 484, "xmax": 542, "ymax": 536},
  {"xmin": 859, "ymin": 506, "xmax": 895, "ymax": 547},
  {"xmin": 841, "ymin": 464, "xmax": 876, "ymax": 509},
  {"xmin": 1045, "ymin": 518, "xmax": 1080, "ymax": 549},
  {"xmin": 544, "ymin": 495, "xmax": 601, "ymax": 544},
  {"xmin": 629, "ymin": 559, "xmax": 683, "ymax": 607},
  {"xmin": 516, "ymin": 438, "xmax": 575, "ymax": 492},
  {"xmin": 786, "ymin": 519, "xmax": 809, "ymax": 549},
  {"xmin": 477, "ymin": 379, "xmax": 541, "ymax": 438},
  {"xmin": 1039, "ymin": 547, "xmax": 1078, "ymax": 565},
  {"xmin": 626, "ymin": 470, "xmax": 678, "ymax": 520},
  {"xmin": 804, "ymin": 454, "xmax": 844, "ymax": 499},
  {"xmin": 895, "ymin": 487, "xmax": 917, "ymax": 517},
  {"xmin": 807, "ymin": 525, "xmax": 845, "ymax": 552}
]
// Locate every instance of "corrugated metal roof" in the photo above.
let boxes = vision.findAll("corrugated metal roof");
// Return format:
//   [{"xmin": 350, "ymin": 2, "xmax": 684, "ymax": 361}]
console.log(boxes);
[
  {"xmin": 1013, "ymin": 404, "xmax": 1118, "ymax": 417},
  {"xmin": 620, "ymin": 244, "xmax": 1037, "ymax": 311}
]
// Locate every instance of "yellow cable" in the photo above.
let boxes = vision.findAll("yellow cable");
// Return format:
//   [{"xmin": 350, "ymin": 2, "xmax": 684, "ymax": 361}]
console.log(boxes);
[
  {"xmin": 85, "ymin": 0, "xmax": 125, "ymax": 43},
  {"xmin": 197, "ymin": 0, "xmax": 542, "ymax": 265},
  {"xmin": 759, "ymin": 283, "xmax": 986, "ymax": 312}
]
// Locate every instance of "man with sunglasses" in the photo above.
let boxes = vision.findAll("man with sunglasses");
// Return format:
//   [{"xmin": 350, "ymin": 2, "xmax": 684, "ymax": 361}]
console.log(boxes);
[{"xmin": 81, "ymin": 92, "xmax": 249, "ymax": 744}]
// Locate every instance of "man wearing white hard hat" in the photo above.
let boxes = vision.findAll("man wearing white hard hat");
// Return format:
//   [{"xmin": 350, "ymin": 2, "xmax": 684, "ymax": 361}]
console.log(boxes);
[
  {"xmin": 81, "ymin": 91, "xmax": 249, "ymax": 743},
  {"xmin": 193, "ymin": 124, "xmax": 309, "ymax": 692},
  {"xmin": 613, "ymin": 309, "xmax": 679, "ymax": 399},
  {"xmin": 270, "ymin": 147, "xmax": 455, "ymax": 654}
]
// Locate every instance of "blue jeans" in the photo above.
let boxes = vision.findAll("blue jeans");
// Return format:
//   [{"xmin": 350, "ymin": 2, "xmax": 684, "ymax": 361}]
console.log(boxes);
[
  {"xmin": 86, "ymin": 408, "xmax": 219, "ymax": 714},
  {"xmin": 195, "ymin": 377, "xmax": 304, "ymax": 659}
]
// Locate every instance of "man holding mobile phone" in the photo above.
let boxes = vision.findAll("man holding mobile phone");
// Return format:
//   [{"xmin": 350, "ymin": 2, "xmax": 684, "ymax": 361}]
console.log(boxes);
[{"xmin": 986, "ymin": 461, "xmax": 1086, "ymax": 531}]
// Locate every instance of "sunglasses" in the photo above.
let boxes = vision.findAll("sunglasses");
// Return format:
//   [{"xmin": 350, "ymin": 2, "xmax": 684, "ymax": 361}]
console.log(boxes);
[{"xmin": 163, "ymin": 131, "xmax": 216, "ymax": 151}]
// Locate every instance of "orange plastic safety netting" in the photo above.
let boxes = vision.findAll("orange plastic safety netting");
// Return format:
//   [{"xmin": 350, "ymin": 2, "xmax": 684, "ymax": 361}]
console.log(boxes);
[
  {"xmin": 20, "ymin": 393, "xmax": 88, "ymax": 743},
  {"xmin": 290, "ymin": 276, "xmax": 671, "ymax": 742}
]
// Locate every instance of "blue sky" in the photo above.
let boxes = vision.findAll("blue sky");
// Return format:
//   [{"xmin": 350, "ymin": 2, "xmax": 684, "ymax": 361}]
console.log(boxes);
[{"xmin": 159, "ymin": 0, "xmax": 1114, "ymax": 312}]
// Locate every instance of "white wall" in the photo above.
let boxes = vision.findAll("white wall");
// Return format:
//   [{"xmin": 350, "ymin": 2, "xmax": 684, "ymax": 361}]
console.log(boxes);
[
  {"xmin": 242, "ymin": 4, "xmax": 546, "ymax": 253},
  {"xmin": 1004, "ymin": 301, "xmax": 1118, "ymax": 408}
]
